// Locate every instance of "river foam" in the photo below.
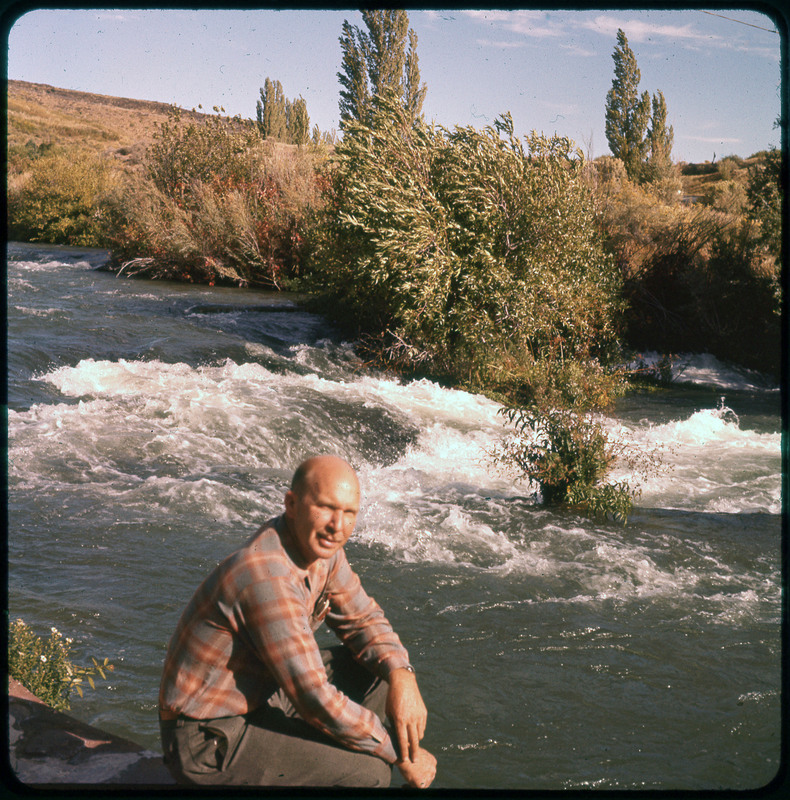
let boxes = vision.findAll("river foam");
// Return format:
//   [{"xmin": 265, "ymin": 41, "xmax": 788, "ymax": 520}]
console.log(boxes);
[{"xmin": 9, "ymin": 352, "xmax": 780, "ymax": 597}]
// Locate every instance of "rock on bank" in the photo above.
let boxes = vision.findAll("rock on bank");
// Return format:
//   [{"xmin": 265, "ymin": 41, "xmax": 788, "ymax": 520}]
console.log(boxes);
[{"xmin": 7, "ymin": 677, "xmax": 176, "ymax": 788}]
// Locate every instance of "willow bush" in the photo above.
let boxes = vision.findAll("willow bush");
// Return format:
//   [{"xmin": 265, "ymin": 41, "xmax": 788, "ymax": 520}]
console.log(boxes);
[
  {"xmin": 311, "ymin": 97, "xmax": 633, "ymax": 518},
  {"xmin": 312, "ymin": 95, "xmax": 625, "ymax": 408}
]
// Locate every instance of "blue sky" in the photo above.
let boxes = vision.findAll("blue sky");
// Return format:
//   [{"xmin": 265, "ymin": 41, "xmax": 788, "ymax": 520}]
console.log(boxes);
[{"xmin": 5, "ymin": 6, "xmax": 783, "ymax": 163}]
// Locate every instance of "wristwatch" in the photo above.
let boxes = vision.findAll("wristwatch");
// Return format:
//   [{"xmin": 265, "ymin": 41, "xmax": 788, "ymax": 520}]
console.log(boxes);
[{"xmin": 401, "ymin": 664, "xmax": 416, "ymax": 674}]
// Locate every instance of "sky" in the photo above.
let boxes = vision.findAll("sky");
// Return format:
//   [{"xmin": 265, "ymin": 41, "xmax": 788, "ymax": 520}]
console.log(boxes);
[{"xmin": 4, "ymin": 5, "xmax": 784, "ymax": 164}]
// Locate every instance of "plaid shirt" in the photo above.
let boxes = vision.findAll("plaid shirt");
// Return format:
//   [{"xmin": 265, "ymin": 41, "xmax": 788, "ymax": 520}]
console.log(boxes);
[{"xmin": 159, "ymin": 515, "xmax": 410, "ymax": 763}]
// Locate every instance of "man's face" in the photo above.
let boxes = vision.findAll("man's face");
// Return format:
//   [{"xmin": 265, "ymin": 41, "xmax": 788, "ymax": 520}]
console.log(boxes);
[{"xmin": 284, "ymin": 461, "xmax": 360, "ymax": 565}]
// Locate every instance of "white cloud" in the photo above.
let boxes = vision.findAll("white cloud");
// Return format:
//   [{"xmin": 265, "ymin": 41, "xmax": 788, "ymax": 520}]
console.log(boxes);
[
  {"xmin": 559, "ymin": 42, "xmax": 596, "ymax": 57},
  {"xmin": 682, "ymin": 135, "xmax": 741, "ymax": 144},
  {"xmin": 579, "ymin": 15, "xmax": 718, "ymax": 45},
  {"xmin": 462, "ymin": 10, "xmax": 564, "ymax": 39},
  {"xmin": 475, "ymin": 38, "xmax": 527, "ymax": 49}
]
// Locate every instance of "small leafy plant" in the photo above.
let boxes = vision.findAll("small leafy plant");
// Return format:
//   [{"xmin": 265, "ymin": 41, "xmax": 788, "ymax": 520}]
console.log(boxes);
[
  {"xmin": 8, "ymin": 618, "xmax": 114, "ymax": 711},
  {"xmin": 493, "ymin": 405, "xmax": 637, "ymax": 523}
]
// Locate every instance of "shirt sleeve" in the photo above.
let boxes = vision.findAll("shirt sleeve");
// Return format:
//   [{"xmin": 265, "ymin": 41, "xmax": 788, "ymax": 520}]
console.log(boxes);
[
  {"xmin": 324, "ymin": 550, "xmax": 412, "ymax": 679},
  {"xmin": 233, "ymin": 549, "xmax": 400, "ymax": 763}
]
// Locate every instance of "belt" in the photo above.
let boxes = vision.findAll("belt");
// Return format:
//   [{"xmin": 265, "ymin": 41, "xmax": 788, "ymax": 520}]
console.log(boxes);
[{"xmin": 159, "ymin": 707, "xmax": 184, "ymax": 721}]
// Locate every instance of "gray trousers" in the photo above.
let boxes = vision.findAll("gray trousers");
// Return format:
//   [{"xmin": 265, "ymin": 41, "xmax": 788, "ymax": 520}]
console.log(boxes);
[{"xmin": 159, "ymin": 646, "xmax": 393, "ymax": 787}]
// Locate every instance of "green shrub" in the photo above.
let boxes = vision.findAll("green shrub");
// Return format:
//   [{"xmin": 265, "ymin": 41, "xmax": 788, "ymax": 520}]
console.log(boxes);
[
  {"xmin": 8, "ymin": 619, "xmax": 114, "ymax": 711},
  {"xmin": 680, "ymin": 161, "xmax": 717, "ymax": 176},
  {"xmin": 715, "ymin": 155, "xmax": 743, "ymax": 181},
  {"xmin": 145, "ymin": 107, "xmax": 260, "ymax": 200},
  {"xmin": 702, "ymin": 179, "xmax": 748, "ymax": 215},
  {"xmin": 492, "ymin": 406, "xmax": 636, "ymax": 522},
  {"xmin": 311, "ymin": 96, "xmax": 624, "ymax": 404},
  {"xmin": 746, "ymin": 146, "xmax": 782, "ymax": 262},
  {"xmin": 7, "ymin": 146, "xmax": 115, "ymax": 246}
]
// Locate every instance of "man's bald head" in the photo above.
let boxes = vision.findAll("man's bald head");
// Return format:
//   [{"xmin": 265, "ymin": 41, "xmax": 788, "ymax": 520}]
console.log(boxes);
[{"xmin": 290, "ymin": 455, "xmax": 360, "ymax": 499}]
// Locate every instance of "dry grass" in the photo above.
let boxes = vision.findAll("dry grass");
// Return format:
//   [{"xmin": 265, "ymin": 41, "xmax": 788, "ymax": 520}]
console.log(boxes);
[
  {"xmin": 7, "ymin": 80, "xmax": 210, "ymax": 167},
  {"xmin": 7, "ymin": 80, "xmax": 309, "ymax": 174}
]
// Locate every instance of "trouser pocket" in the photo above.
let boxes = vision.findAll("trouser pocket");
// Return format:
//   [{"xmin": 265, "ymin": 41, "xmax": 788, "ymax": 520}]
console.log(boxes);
[{"xmin": 181, "ymin": 716, "xmax": 247, "ymax": 777}]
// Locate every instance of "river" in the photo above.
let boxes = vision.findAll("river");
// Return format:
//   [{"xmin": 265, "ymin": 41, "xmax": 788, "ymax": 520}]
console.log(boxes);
[{"xmin": 6, "ymin": 242, "xmax": 782, "ymax": 790}]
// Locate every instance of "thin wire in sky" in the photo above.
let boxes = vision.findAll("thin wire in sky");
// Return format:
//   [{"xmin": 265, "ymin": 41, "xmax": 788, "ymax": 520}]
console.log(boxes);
[{"xmin": 700, "ymin": 10, "xmax": 779, "ymax": 34}]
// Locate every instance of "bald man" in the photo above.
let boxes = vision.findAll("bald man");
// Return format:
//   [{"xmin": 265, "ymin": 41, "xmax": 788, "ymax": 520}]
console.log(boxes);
[{"xmin": 159, "ymin": 456, "xmax": 436, "ymax": 788}]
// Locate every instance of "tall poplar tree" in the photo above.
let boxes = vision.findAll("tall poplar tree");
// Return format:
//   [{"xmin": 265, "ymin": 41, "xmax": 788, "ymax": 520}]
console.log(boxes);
[
  {"xmin": 338, "ymin": 9, "xmax": 426, "ymax": 129},
  {"xmin": 257, "ymin": 78, "xmax": 287, "ymax": 141},
  {"xmin": 403, "ymin": 29, "xmax": 427, "ymax": 120},
  {"xmin": 288, "ymin": 97, "xmax": 310, "ymax": 146},
  {"xmin": 605, "ymin": 29, "xmax": 651, "ymax": 181},
  {"xmin": 644, "ymin": 90, "xmax": 674, "ymax": 182}
]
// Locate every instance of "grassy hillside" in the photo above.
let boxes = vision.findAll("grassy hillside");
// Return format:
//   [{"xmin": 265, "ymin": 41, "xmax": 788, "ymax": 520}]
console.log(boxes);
[{"xmin": 7, "ymin": 79, "xmax": 209, "ymax": 170}]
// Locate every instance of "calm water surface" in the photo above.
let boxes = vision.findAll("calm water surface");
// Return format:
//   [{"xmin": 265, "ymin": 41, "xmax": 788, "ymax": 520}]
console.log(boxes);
[{"xmin": 6, "ymin": 243, "xmax": 782, "ymax": 790}]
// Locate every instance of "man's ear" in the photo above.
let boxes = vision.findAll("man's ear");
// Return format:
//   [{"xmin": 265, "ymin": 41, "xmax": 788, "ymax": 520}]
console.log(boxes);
[{"xmin": 284, "ymin": 489, "xmax": 297, "ymax": 519}]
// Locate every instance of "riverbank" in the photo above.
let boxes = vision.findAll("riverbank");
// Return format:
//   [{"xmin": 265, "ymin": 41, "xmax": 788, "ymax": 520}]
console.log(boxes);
[{"xmin": 7, "ymin": 677, "xmax": 175, "ymax": 789}]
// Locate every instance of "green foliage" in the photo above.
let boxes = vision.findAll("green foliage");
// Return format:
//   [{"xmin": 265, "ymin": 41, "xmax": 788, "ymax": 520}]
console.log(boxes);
[
  {"xmin": 493, "ymin": 406, "xmax": 636, "ymax": 522},
  {"xmin": 599, "ymin": 172, "xmax": 782, "ymax": 376},
  {"xmin": 145, "ymin": 106, "xmax": 259, "ymax": 199},
  {"xmin": 644, "ymin": 91, "xmax": 674, "ymax": 183},
  {"xmin": 680, "ymin": 161, "xmax": 717, "ymax": 177},
  {"xmin": 312, "ymin": 97, "xmax": 624, "ymax": 405},
  {"xmin": 8, "ymin": 619, "xmax": 114, "ymax": 711},
  {"xmin": 257, "ymin": 80, "xmax": 312, "ymax": 145},
  {"xmin": 716, "ymin": 154, "xmax": 744, "ymax": 181},
  {"xmin": 746, "ymin": 146, "xmax": 782, "ymax": 261},
  {"xmin": 312, "ymin": 124, "xmax": 337, "ymax": 148},
  {"xmin": 605, "ymin": 30, "xmax": 673, "ymax": 184},
  {"xmin": 338, "ymin": 10, "xmax": 426, "ymax": 129},
  {"xmin": 7, "ymin": 146, "xmax": 114, "ymax": 245},
  {"xmin": 338, "ymin": 20, "xmax": 371, "ymax": 128},
  {"xmin": 257, "ymin": 78, "xmax": 287, "ymax": 141},
  {"xmin": 287, "ymin": 97, "xmax": 311, "ymax": 146},
  {"xmin": 403, "ymin": 29, "xmax": 426, "ymax": 121},
  {"xmin": 702, "ymin": 179, "xmax": 748, "ymax": 215}
]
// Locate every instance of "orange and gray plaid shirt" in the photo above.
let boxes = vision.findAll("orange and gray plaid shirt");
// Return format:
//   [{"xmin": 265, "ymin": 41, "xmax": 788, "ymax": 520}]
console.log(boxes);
[{"xmin": 159, "ymin": 515, "xmax": 410, "ymax": 763}]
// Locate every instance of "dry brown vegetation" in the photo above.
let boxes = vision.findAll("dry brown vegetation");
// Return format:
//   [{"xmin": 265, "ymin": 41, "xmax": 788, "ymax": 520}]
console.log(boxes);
[{"xmin": 7, "ymin": 80, "xmax": 210, "ymax": 169}]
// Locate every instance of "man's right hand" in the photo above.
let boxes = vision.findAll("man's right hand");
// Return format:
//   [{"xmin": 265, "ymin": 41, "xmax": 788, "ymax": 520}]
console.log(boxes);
[{"xmin": 396, "ymin": 747, "xmax": 437, "ymax": 789}]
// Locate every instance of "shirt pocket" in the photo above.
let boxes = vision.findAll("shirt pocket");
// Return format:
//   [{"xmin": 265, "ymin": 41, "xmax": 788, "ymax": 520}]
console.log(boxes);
[{"xmin": 309, "ymin": 591, "xmax": 331, "ymax": 631}]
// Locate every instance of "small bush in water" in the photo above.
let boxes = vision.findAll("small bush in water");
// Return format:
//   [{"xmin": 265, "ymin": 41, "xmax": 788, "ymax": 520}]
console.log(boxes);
[
  {"xmin": 494, "ymin": 406, "xmax": 636, "ymax": 523},
  {"xmin": 8, "ymin": 618, "xmax": 114, "ymax": 711}
]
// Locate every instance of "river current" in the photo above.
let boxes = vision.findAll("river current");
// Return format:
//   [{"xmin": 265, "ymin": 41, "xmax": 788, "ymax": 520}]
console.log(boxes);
[{"xmin": 6, "ymin": 243, "xmax": 783, "ymax": 790}]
